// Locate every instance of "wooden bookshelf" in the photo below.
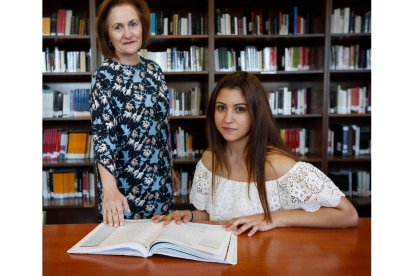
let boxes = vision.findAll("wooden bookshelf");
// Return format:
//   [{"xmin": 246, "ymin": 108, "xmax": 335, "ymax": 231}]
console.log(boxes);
[{"xmin": 42, "ymin": 0, "xmax": 371, "ymax": 223}]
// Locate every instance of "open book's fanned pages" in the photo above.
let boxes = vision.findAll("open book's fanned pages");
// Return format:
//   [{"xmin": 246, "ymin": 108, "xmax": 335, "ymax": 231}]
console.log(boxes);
[{"xmin": 67, "ymin": 219, "xmax": 237, "ymax": 265}]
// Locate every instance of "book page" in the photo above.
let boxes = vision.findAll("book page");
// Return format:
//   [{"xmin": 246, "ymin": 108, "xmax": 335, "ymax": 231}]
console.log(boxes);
[
  {"xmin": 68, "ymin": 220, "xmax": 163, "ymax": 256},
  {"xmin": 99, "ymin": 220, "xmax": 163, "ymax": 248},
  {"xmin": 153, "ymin": 222, "xmax": 232, "ymax": 256}
]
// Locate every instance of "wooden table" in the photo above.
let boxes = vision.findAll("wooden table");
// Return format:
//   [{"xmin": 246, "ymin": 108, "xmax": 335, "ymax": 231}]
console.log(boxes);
[{"xmin": 43, "ymin": 218, "xmax": 371, "ymax": 275}]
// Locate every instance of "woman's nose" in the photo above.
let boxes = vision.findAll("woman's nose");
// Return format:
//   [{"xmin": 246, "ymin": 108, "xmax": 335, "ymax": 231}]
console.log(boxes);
[
  {"xmin": 124, "ymin": 27, "xmax": 133, "ymax": 37},
  {"xmin": 224, "ymin": 111, "xmax": 233, "ymax": 123}
]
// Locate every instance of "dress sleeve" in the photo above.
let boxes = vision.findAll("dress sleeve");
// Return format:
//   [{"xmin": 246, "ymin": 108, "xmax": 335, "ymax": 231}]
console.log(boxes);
[
  {"xmin": 279, "ymin": 162, "xmax": 345, "ymax": 212},
  {"xmin": 189, "ymin": 161, "xmax": 212, "ymax": 211},
  {"xmin": 89, "ymin": 70, "xmax": 119, "ymax": 177}
]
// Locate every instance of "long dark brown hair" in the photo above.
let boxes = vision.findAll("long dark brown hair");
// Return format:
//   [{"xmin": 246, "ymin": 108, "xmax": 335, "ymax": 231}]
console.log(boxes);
[
  {"xmin": 206, "ymin": 71, "xmax": 297, "ymax": 222},
  {"xmin": 96, "ymin": 0, "xmax": 151, "ymax": 59}
]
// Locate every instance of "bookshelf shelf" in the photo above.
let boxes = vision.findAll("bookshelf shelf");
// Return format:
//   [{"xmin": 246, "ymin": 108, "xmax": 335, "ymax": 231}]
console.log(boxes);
[
  {"xmin": 152, "ymin": 34, "xmax": 208, "ymax": 42},
  {"xmin": 169, "ymin": 115, "xmax": 206, "ymax": 120},
  {"xmin": 328, "ymin": 114, "xmax": 371, "ymax": 118},
  {"xmin": 330, "ymin": 69, "xmax": 371, "ymax": 74},
  {"xmin": 43, "ymin": 117, "xmax": 91, "ymax": 122},
  {"xmin": 327, "ymin": 156, "xmax": 371, "ymax": 162},
  {"xmin": 43, "ymin": 197, "xmax": 96, "ymax": 209},
  {"xmin": 173, "ymin": 156, "xmax": 201, "ymax": 165},
  {"xmin": 275, "ymin": 114, "xmax": 323, "ymax": 119},
  {"xmin": 215, "ymin": 34, "xmax": 325, "ymax": 43},
  {"xmin": 164, "ymin": 71, "xmax": 209, "ymax": 75},
  {"xmin": 42, "ymin": 72, "xmax": 92, "ymax": 77},
  {"xmin": 331, "ymin": 33, "xmax": 371, "ymax": 42},
  {"xmin": 215, "ymin": 70, "xmax": 324, "ymax": 76},
  {"xmin": 43, "ymin": 159, "xmax": 94, "ymax": 168},
  {"xmin": 42, "ymin": 0, "xmax": 371, "ymax": 223},
  {"xmin": 43, "ymin": 35, "xmax": 91, "ymax": 41}
]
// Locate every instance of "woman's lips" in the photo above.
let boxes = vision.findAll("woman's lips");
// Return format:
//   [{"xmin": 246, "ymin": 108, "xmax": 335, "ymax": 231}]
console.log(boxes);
[{"xmin": 222, "ymin": 127, "xmax": 236, "ymax": 132}]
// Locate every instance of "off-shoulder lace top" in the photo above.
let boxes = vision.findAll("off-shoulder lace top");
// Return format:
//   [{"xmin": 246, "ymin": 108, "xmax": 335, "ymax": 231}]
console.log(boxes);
[{"xmin": 189, "ymin": 161, "xmax": 345, "ymax": 221}]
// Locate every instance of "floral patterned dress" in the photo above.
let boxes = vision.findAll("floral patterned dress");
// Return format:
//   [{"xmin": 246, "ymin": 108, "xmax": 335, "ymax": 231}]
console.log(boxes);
[{"xmin": 90, "ymin": 57, "xmax": 173, "ymax": 220}]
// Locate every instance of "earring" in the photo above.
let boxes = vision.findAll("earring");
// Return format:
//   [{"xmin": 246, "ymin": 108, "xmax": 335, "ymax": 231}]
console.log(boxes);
[{"xmin": 109, "ymin": 41, "xmax": 113, "ymax": 47}]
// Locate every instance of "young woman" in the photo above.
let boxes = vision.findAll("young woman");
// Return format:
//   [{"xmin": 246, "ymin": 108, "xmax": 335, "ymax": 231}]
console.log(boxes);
[
  {"xmin": 91, "ymin": 0, "xmax": 174, "ymax": 227},
  {"xmin": 152, "ymin": 71, "xmax": 359, "ymax": 236}
]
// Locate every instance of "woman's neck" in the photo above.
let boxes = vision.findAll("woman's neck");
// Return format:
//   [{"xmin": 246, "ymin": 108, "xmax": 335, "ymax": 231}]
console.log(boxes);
[
  {"xmin": 225, "ymin": 140, "xmax": 247, "ymax": 164},
  {"xmin": 114, "ymin": 53, "xmax": 141, "ymax": 65}
]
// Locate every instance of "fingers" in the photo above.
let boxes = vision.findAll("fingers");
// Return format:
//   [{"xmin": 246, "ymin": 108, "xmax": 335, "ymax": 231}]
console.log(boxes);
[
  {"xmin": 151, "ymin": 211, "xmax": 191, "ymax": 225},
  {"xmin": 122, "ymin": 197, "xmax": 131, "ymax": 213},
  {"xmin": 248, "ymin": 225, "xmax": 259, "ymax": 237},
  {"xmin": 102, "ymin": 198, "xmax": 126, "ymax": 227},
  {"xmin": 224, "ymin": 217, "xmax": 261, "ymax": 236},
  {"xmin": 103, "ymin": 207, "xmax": 124, "ymax": 227}
]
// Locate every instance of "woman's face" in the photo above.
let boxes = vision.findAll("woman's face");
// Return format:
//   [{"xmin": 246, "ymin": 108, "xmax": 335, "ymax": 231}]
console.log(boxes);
[
  {"xmin": 107, "ymin": 4, "xmax": 142, "ymax": 64},
  {"xmin": 214, "ymin": 88, "xmax": 251, "ymax": 144}
]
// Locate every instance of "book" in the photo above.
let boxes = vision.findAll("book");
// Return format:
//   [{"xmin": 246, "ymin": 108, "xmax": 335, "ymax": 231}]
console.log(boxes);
[
  {"xmin": 68, "ymin": 219, "xmax": 237, "ymax": 265},
  {"xmin": 42, "ymin": 17, "xmax": 51, "ymax": 35}
]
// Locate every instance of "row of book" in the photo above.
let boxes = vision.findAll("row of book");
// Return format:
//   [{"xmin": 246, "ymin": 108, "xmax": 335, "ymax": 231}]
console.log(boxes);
[
  {"xmin": 169, "ymin": 87, "xmax": 202, "ymax": 116},
  {"xmin": 150, "ymin": 12, "xmax": 206, "ymax": 35},
  {"xmin": 281, "ymin": 128, "xmax": 309, "ymax": 157},
  {"xmin": 43, "ymin": 126, "xmax": 367, "ymax": 161},
  {"xmin": 330, "ymin": 85, "xmax": 371, "ymax": 115},
  {"xmin": 42, "ymin": 9, "xmax": 89, "ymax": 36},
  {"xmin": 328, "ymin": 170, "xmax": 370, "ymax": 197},
  {"xmin": 268, "ymin": 87, "xmax": 310, "ymax": 116},
  {"xmin": 139, "ymin": 46, "xmax": 206, "ymax": 72},
  {"xmin": 173, "ymin": 169, "xmax": 194, "ymax": 197},
  {"xmin": 328, "ymin": 125, "xmax": 370, "ymax": 157},
  {"xmin": 331, "ymin": 8, "xmax": 371, "ymax": 34},
  {"xmin": 43, "ymin": 129, "xmax": 93, "ymax": 161},
  {"xmin": 216, "ymin": 6, "xmax": 310, "ymax": 35},
  {"xmin": 43, "ymin": 88, "xmax": 90, "ymax": 118},
  {"xmin": 43, "ymin": 47, "xmax": 91, "ymax": 73},
  {"xmin": 215, "ymin": 46, "xmax": 310, "ymax": 72},
  {"xmin": 330, "ymin": 45, "xmax": 371, "ymax": 70},
  {"xmin": 42, "ymin": 169, "xmax": 95, "ymax": 199},
  {"xmin": 170, "ymin": 127, "xmax": 203, "ymax": 159}
]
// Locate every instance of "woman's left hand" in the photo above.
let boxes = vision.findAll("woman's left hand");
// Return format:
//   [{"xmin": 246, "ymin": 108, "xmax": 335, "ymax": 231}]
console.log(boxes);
[{"xmin": 223, "ymin": 214, "xmax": 275, "ymax": 236}]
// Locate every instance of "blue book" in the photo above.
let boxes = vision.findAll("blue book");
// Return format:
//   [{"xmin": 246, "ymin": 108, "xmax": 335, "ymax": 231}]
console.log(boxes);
[{"xmin": 151, "ymin": 13, "xmax": 156, "ymax": 35}]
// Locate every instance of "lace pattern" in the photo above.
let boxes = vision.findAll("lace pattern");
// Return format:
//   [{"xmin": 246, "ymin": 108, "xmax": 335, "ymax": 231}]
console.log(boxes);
[{"xmin": 189, "ymin": 161, "xmax": 344, "ymax": 221}]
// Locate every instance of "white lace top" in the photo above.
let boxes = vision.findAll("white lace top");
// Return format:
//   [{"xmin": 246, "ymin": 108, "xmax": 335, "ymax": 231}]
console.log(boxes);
[{"xmin": 189, "ymin": 161, "xmax": 345, "ymax": 221}]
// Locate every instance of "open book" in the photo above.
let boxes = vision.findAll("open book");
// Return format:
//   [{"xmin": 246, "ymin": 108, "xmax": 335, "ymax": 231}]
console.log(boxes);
[{"xmin": 67, "ymin": 219, "xmax": 237, "ymax": 265}]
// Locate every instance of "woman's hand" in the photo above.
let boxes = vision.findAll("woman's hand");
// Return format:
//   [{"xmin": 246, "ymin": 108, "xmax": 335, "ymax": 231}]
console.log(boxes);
[
  {"xmin": 223, "ymin": 213, "xmax": 275, "ymax": 236},
  {"xmin": 151, "ymin": 210, "xmax": 192, "ymax": 225},
  {"xmin": 102, "ymin": 188, "xmax": 130, "ymax": 227}
]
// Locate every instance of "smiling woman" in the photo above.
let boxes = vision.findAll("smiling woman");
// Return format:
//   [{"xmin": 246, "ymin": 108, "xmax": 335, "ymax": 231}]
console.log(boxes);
[
  {"xmin": 90, "ymin": 0, "xmax": 175, "ymax": 227},
  {"xmin": 152, "ymin": 72, "xmax": 359, "ymax": 236},
  {"xmin": 107, "ymin": 5, "xmax": 143, "ymax": 64}
]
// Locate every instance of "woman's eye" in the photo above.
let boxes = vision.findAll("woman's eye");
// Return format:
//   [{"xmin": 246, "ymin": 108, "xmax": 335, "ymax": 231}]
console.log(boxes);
[
  {"xmin": 130, "ymin": 21, "xmax": 139, "ymax": 28},
  {"xmin": 235, "ymin": 107, "xmax": 246, "ymax": 113},
  {"xmin": 216, "ymin": 105, "xmax": 225, "ymax": 111}
]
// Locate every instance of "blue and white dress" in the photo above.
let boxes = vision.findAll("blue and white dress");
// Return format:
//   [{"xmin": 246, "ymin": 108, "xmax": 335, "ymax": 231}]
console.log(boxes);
[{"xmin": 90, "ymin": 57, "xmax": 173, "ymax": 220}]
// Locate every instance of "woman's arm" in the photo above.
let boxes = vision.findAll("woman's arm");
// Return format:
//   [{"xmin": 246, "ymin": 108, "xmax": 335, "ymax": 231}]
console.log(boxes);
[
  {"xmin": 98, "ymin": 163, "xmax": 130, "ymax": 227},
  {"xmin": 270, "ymin": 196, "xmax": 359, "ymax": 228},
  {"xmin": 224, "ymin": 196, "xmax": 358, "ymax": 236},
  {"xmin": 90, "ymin": 70, "xmax": 129, "ymax": 227}
]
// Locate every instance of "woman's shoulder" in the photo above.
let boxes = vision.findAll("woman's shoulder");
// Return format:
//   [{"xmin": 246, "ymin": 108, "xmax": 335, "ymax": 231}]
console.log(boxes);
[
  {"xmin": 265, "ymin": 153, "xmax": 298, "ymax": 180},
  {"xmin": 200, "ymin": 150, "xmax": 213, "ymax": 171},
  {"xmin": 140, "ymin": 56, "xmax": 163, "ymax": 72},
  {"xmin": 93, "ymin": 58, "xmax": 120, "ymax": 78}
]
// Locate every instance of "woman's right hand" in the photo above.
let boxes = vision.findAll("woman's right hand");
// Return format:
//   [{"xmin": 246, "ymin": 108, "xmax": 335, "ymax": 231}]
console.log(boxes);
[
  {"xmin": 102, "ymin": 188, "xmax": 130, "ymax": 227},
  {"xmin": 151, "ymin": 210, "xmax": 192, "ymax": 225}
]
